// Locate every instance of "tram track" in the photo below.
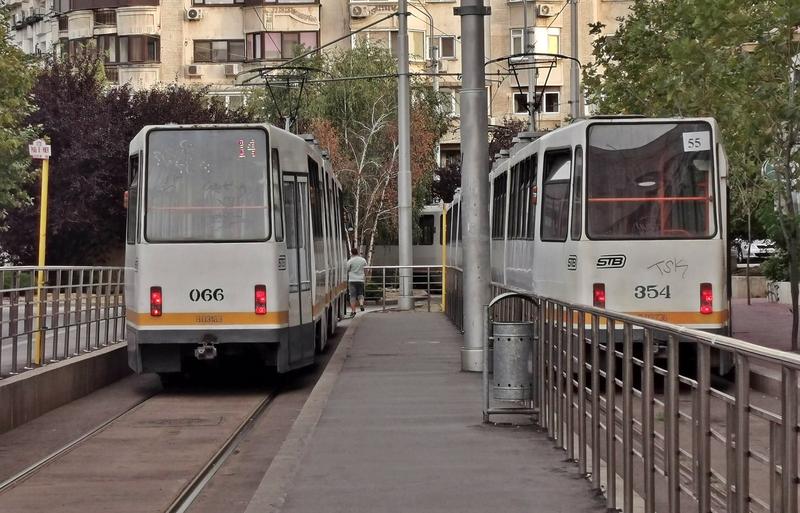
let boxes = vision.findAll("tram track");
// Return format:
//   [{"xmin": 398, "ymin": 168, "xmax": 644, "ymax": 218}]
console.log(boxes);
[{"xmin": 0, "ymin": 385, "xmax": 281, "ymax": 513}]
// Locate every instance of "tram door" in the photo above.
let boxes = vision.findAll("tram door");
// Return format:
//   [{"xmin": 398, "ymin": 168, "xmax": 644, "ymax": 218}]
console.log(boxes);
[{"xmin": 283, "ymin": 175, "xmax": 313, "ymax": 364}]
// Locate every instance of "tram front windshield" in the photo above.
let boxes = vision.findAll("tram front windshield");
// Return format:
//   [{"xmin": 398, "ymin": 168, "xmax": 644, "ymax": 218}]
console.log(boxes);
[
  {"xmin": 145, "ymin": 128, "xmax": 270, "ymax": 242},
  {"xmin": 586, "ymin": 122, "xmax": 716, "ymax": 240}
]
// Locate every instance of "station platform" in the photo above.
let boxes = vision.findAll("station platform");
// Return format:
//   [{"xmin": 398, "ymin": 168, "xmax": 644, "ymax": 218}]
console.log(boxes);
[{"xmin": 245, "ymin": 311, "xmax": 604, "ymax": 513}]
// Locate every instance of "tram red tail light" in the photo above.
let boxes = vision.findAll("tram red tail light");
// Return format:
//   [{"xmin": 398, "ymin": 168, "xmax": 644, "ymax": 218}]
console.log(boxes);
[
  {"xmin": 255, "ymin": 285, "xmax": 267, "ymax": 315},
  {"xmin": 593, "ymin": 283, "xmax": 606, "ymax": 308},
  {"xmin": 150, "ymin": 287, "xmax": 162, "ymax": 317},
  {"xmin": 700, "ymin": 283, "xmax": 713, "ymax": 315}
]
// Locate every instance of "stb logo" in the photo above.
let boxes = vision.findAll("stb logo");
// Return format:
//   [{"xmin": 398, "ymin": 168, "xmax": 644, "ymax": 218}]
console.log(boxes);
[
  {"xmin": 567, "ymin": 255, "xmax": 577, "ymax": 271},
  {"xmin": 597, "ymin": 255, "xmax": 626, "ymax": 269}
]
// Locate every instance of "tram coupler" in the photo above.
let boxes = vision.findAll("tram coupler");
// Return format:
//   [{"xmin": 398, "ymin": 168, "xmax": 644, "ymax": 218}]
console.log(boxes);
[{"xmin": 194, "ymin": 338, "xmax": 218, "ymax": 361}]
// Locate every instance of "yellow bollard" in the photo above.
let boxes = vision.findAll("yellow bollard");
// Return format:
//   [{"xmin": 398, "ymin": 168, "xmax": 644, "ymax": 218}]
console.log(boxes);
[{"xmin": 33, "ymin": 158, "xmax": 49, "ymax": 365}]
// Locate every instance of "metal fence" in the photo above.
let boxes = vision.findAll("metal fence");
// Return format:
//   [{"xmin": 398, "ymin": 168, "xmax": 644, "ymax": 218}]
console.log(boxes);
[
  {"xmin": 363, "ymin": 265, "xmax": 444, "ymax": 312},
  {"xmin": 445, "ymin": 267, "xmax": 799, "ymax": 513},
  {"xmin": 0, "ymin": 267, "xmax": 125, "ymax": 379}
]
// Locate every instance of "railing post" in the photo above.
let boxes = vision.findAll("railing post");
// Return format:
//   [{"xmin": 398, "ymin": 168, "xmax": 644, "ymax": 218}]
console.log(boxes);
[
  {"xmin": 427, "ymin": 266, "xmax": 431, "ymax": 312},
  {"xmin": 590, "ymin": 313, "xmax": 600, "ymax": 490},
  {"xmin": 783, "ymin": 367, "xmax": 799, "ymax": 513},
  {"xmin": 735, "ymin": 354, "xmax": 750, "ymax": 513},
  {"xmin": 642, "ymin": 329, "xmax": 655, "ymax": 513},
  {"xmin": 622, "ymin": 322, "xmax": 633, "ymax": 513},
  {"xmin": 696, "ymin": 344, "xmax": 712, "ymax": 513},
  {"xmin": 605, "ymin": 318, "xmax": 616, "ymax": 511},
  {"xmin": 577, "ymin": 310, "xmax": 586, "ymax": 474},
  {"xmin": 381, "ymin": 268, "xmax": 386, "ymax": 312},
  {"xmin": 666, "ymin": 334, "xmax": 679, "ymax": 513}
]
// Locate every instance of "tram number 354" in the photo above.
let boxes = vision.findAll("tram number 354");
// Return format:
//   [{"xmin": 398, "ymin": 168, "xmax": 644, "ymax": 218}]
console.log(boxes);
[
  {"xmin": 189, "ymin": 288, "xmax": 224, "ymax": 302},
  {"xmin": 634, "ymin": 285, "xmax": 671, "ymax": 299}
]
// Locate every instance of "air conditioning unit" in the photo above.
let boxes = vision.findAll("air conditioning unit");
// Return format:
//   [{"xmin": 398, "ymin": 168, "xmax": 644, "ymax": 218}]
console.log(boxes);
[
  {"xmin": 536, "ymin": 4, "xmax": 554, "ymax": 17},
  {"xmin": 185, "ymin": 8, "xmax": 203, "ymax": 20},
  {"xmin": 349, "ymin": 4, "xmax": 368, "ymax": 18},
  {"xmin": 224, "ymin": 63, "xmax": 240, "ymax": 76},
  {"xmin": 185, "ymin": 64, "xmax": 202, "ymax": 77}
]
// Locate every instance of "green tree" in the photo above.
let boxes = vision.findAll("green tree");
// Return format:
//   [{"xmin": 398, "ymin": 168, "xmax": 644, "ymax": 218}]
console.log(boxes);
[
  {"xmin": 248, "ymin": 43, "xmax": 450, "ymax": 262},
  {"xmin": 583, "ymin": 0, "xmax": 800, "ymax": 348},
  {"xmin": 0, "ymin": 8, "xmax": 37, "ymax": 222}
]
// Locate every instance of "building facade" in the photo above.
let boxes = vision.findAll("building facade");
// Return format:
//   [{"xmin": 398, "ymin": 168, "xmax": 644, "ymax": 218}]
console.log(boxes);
[{"xmin": 3, "ymin": 0, "xmax": 632, "ymax": 155}]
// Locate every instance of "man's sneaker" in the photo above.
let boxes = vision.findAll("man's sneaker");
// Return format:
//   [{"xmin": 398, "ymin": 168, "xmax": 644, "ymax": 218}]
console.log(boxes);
[{"xmin": 360, "ymin": 305, "xmax": 365, "ymax": 311}]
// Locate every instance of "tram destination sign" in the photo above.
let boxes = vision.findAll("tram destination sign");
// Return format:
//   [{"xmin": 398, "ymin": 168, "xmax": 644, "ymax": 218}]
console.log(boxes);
[{"xmin": 28, "ymin": 139, "xmax": 51, "ymax": 160}]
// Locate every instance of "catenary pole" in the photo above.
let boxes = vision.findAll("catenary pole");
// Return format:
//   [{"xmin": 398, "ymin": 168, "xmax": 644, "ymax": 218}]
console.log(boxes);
[
  {"xmin": 570, "ymin": 0, "xmax": 580, "ymax": 118},
  {"xmin": 456, "ymin": 0, "xmax": 491, "ymax": 371},
  {"xmin": 397, "ymin": 0, "xmax": 413, "ymax": 310}
]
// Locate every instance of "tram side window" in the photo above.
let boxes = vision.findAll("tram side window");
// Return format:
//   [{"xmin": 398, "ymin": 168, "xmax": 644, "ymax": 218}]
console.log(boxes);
[
  {"xmin": 508, "ymin": 165, "xmax": 519, "ymax": 239},
  {"xmin": 445, "ymin": 208, "xmax": 453, "ymax": 246},
  {"xmin": 540, "ymin": 149, "xmax": 572, "ymax": 242},
  {"xmin": 283, "ymin": 181, "xmax": 301, "ymax": 249},
  {"xmin": 525, "ymin": 154, "xmax": 538, "ymax": 240},
  {"xmin": 491, "ymin": 173, "xmax": 507, "ymax": 239},
  {"xmin": 415, "ymin": 214, "xmax": 435, "ymax": 245},
  {"xmin": 308, "ymin": 157, "xmax": 323, "ymax": 241},
  {"xmin": 571, "ymin": 146, "xmax": 583, "ymax": 240},
  {"xmin": 271, "ymin": 149, "xmax": 283, "ymax": 242},
  {"xmin": 126, "ymin": 153, "xmax": 139, "ymax": 244}
]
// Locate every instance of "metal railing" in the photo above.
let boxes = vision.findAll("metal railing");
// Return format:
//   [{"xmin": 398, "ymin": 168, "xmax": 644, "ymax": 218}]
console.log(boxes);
[
  {"xmin": 445, "ymin": 268, "xmax": 799, "ymax": 513},
  {"xmin": 363, "ymin": 265, "xmax": 444, "ymax": 312},
  {"xmin": 0, "ymin": 267, "xmax": 125, "ymax": 379}
]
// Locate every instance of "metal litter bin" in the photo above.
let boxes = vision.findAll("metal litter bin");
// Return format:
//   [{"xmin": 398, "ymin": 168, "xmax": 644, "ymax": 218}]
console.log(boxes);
[
  {"xmin": 482, "ymin": 292, "xmax": 538, "ymax": 423},
  {"xmin": 492, "ymin": 321, "xmax": 533, "ymax": 401}
]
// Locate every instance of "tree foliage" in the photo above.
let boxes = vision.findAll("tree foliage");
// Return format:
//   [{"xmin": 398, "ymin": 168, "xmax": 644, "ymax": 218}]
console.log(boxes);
[
  {"xmin": 584, "ymin": 0, "xmax": 800, "ymax": 346},
  {"xmin": 0, "ymin": 8, "xmax": 37, "ymax": 221},
  {"xmin": 0, "ymin": 54, "xmax": 248, "ymax": 264},
  {"xmin": 249, "ymin": 43, "xmax": 450, "ymax": 261}
]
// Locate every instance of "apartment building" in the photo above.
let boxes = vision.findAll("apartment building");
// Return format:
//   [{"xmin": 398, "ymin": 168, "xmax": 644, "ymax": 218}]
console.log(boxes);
[{"xmin": 4, "ymin": 0, "xmax": 632, "ymax": 155}]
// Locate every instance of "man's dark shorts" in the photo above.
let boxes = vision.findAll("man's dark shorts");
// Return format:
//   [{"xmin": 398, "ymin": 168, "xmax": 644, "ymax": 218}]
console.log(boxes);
[{"xmin": 348, "ymin": 281, "xmax": 365, "ymax": 299}]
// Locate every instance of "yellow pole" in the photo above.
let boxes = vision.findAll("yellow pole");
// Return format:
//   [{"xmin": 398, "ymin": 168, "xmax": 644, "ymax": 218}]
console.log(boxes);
[
  {"xmin": 33, "ymin": 158, "xmax": 49, "ymax": 365},
  {"xmin": 441, "ymin": 202, "xmax": 447, "ymax": 312}
]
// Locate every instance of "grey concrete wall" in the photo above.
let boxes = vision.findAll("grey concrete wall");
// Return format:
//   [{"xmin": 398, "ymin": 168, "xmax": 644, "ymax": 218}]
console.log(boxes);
[
  {"xmin": 732, "ymin": 275, "xmax": 767, "ymax": 299},
  {"xmin": 0, "ymin": 344, "xmax": 130, "ymax": 434}
]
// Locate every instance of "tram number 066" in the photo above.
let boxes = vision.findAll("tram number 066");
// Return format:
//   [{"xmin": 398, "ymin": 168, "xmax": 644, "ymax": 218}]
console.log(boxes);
[
  {"xmin": 189, "ymin": 288, "xmax": 224, "ymax": 302},
  {"xmin": 634, "ymin": 285, "xmax": 671, "ymax": 299}
]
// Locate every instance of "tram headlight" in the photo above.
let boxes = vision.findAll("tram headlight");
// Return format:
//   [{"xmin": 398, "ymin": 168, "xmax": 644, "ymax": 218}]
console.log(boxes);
[
  {"xmin": 593, "ymin": 283, "xmax": 606, "ymax": 308},
  {"xmin": 150, "ymin": 286, "xmax": 162, "ymax": 317},
  {"xmin": 700, "ymin": 283, "xmax": 713, "ymax": 315},
  {"xmin": 255, "ymin": 285, "xmax": 267, "ymax": 315}
]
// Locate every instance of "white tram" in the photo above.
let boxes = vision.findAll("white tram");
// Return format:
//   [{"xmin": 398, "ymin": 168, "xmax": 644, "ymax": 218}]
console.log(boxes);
[
  {"xmin": 447, "ymin": 117, "xmax": 731, "ymax": 369},
  {"xmin": 125, "ymin": 124, "xmax": 347, "ymax": 377},
  {"xmin": 370, "ymin": 204, "xmax": 445, "ymax": 266}
]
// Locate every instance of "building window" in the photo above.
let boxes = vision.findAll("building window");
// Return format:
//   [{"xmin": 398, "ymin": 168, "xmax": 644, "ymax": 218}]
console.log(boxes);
[
  {"xmin": 94, "ymin": 9, "xmax": 116, "ymax": 27},
  {"xmin": 510, "ymin": 27, "xmax": 560, "ymax": 55},
  {"xmin": 541, "ymin": 90, "xmax": 559, "ymax": 113},
  {"xmin": 355, "ymin": 30, "xmax": 426, "ymax": 61},
  {"xmin": 514, "ymin": 88, "xmax": 560, "ymax": 114},
  {"xmin": 442, "ymin": 88, "xmax": 459, "ymax": 116},
  {"xmin": 246, "ymin": 31, "xmax": 317, "ymax": 60},
  {"xmin": 438, "ymin": 35, "xmax": 456, "ymax": 59},
  {"xmin": 57, "ymin": 15, "xmax": 68, "ymax": 31},
  {"xmin": 513, "ymin": 91, "xmax": 529, "ymax": 114},
  {"xmin": 119, "ymin": 36, "xmax": 160, "ymax": 63},
  {"xmin": 96, "ymin": 34, "xmax": 117, "ymax": 62},
  {"xmin": 194, "ymin": 40, "xmax": 245, "ymax": 63}
]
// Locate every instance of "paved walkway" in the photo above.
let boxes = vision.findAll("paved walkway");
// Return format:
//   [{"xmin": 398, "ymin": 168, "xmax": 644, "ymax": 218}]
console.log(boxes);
[
  {"xmin": 246, "ymin": 312, "xmax": 604, "ymax": 513},
  {"xmin": 732, "ymin": 298, "xmax": 795, "ymax": 352}
]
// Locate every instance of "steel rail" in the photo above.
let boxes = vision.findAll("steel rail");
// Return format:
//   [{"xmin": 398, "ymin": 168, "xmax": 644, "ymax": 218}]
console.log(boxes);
[
  {"xmin": 0, "ymin": 393, "xmax": 154, "ymax": 494},
  {"xmin": 164, "ymin": 389, "xmax": 279, "ymax": 513}
]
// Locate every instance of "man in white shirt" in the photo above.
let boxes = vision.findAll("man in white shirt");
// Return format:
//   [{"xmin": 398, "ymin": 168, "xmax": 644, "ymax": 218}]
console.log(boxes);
[{"xmin": 346, "ymin": 247, "xmax": 368, "ymax": 317}]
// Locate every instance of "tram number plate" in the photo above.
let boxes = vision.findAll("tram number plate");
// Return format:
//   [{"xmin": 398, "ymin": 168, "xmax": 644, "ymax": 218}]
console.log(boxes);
[
  {"xmin": 189, "ymin": 288, "xmax": 225, "ymax": 302},
  {"xmin": 634, "ymin": 285, "xmax": 671, "ymax": 299}
]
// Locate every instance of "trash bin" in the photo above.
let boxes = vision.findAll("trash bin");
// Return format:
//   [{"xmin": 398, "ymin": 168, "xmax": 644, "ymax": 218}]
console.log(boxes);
[{"xmin": 492, "ymin": 321, "xmax": 534, "ymax": 401}]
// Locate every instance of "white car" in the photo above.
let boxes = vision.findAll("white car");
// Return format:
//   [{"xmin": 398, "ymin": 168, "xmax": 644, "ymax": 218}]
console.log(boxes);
[{"xmin": 736, "ymin": 239, "xmax": 777, "ymax": 263}]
